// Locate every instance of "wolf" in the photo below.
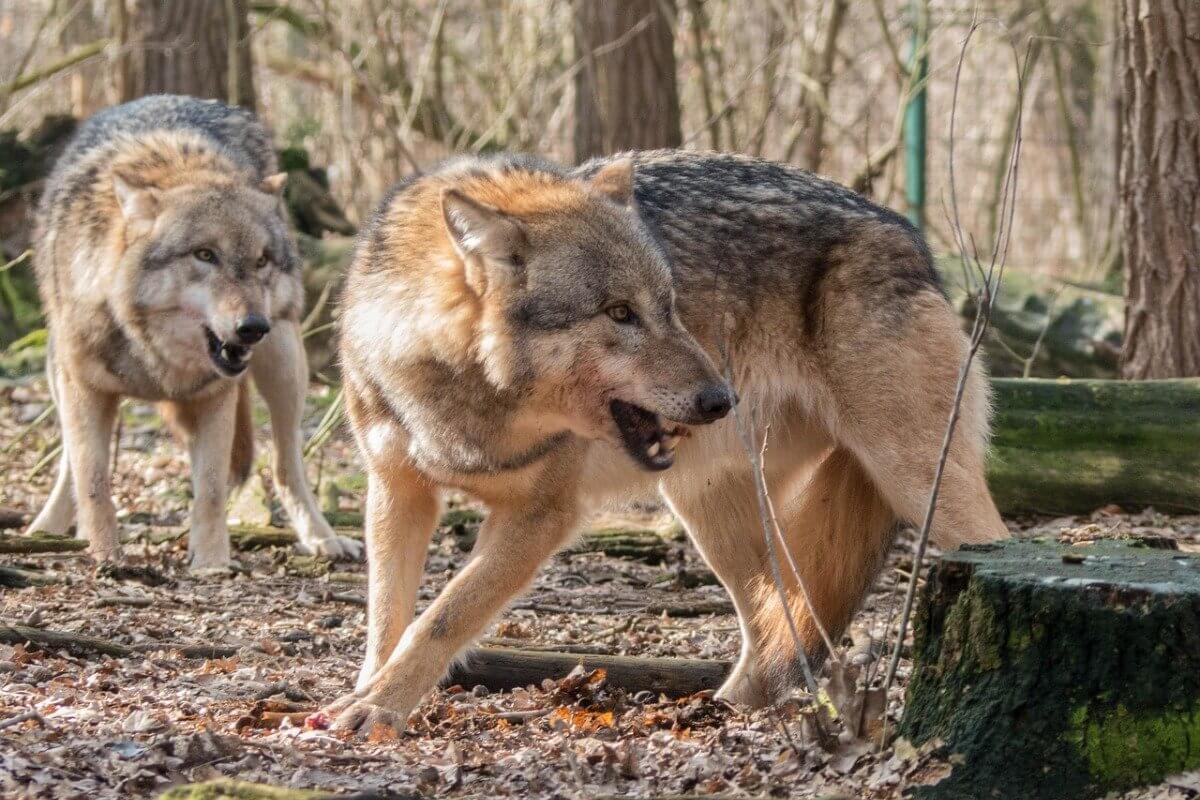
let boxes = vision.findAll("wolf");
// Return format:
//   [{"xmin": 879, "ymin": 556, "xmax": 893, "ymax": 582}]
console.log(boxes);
[
  {"xmin": 27, "ymin": 94, "xmax": 361, "ymax": 569},
  {"xmin": 323, "ymin": 150, "xmax": 1008, "ymax": 732}
]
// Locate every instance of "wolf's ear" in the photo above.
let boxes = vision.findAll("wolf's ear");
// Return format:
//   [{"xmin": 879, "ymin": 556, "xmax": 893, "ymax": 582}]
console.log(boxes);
[
  {"xmin": 259, "ymin": 172, "xmax": 288, "ymax": 195},
  {"xmin": 442, "ymin": 189, "xmax": 528, "ymax": 271},
  {"xmin": 111, "ymin": 171, "xmax": 160, "ymax": 224},
  {"xmin": 588, "ymin": 158, "xmax": 635, "ymax": 206}
]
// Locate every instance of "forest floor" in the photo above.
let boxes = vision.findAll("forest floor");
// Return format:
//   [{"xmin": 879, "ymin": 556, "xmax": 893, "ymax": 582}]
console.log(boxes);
[{"xmin": 2, "ymin": 377, "xmax": 1199, "ymax": 800}]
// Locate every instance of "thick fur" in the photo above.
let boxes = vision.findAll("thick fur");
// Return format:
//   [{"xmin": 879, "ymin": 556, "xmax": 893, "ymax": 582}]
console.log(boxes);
[
  {"xmin": 28, "ymin": 95, "xmax": 361, "ymax": 567},
  {"xmin": 327, "ymin": 150, "xmax": 1008, "ymax": 732}
]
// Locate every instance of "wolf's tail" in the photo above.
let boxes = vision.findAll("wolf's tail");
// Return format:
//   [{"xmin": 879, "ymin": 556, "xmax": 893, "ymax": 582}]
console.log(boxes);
[
  {"xmin": 750, "ymin": 447, "xmax": 896, "ymax": 680},
  {"xmin": 229, "ymin": 380, "xmax": 255, "ymax": 488}
]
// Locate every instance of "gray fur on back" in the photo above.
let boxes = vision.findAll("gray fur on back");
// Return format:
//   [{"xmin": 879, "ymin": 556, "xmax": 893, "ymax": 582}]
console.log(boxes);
[{"xmin": 41, "ymin": 95, "xmax": 276, "ymax": 216}]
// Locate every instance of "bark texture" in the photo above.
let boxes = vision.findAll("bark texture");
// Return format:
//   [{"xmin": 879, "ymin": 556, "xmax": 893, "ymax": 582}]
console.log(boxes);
[
  {"xmin": 1118, "ymin": 0, "xmax": 1200, "ymax": 378},
  {"xmin": 900, "ymin": 539, "xmax": 1200, "ymax": 799},
  {"xmin": 115, "ymin": 0, "xmax": 256, "ymax": 108},
  {"xmin": 573, "ymin": 0, "xmax": 682, "ymax": 162}
]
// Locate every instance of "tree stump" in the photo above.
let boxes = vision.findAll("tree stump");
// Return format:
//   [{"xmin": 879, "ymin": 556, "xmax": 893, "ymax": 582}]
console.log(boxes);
[{"xmin": 899, "ymin": 539, "xmax": 1200, "ymax": 799}]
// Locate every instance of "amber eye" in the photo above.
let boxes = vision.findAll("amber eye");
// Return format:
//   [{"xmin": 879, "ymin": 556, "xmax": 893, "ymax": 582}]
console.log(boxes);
[
  {"xmin": 194, "ymin": 248, "xmax": 217, "ymax": 264},
  {"xmin": 256, "ymin": 252, "xmax": 270, "ymax": 269},
  {"xmin": 606, "ymin": 304, "xmax": 634, "ymax": 324}
]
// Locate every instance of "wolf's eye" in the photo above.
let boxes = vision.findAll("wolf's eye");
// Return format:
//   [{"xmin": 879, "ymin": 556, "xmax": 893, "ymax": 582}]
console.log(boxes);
[
  {"xmin": 194, "ymin": 248, "xmax": 217, "ymax": 264},
  {"xmin": 256, "ymin": 252, "xmax": 270, "ymax": 269},
  {"xmin": 606, "ymin": 304, "xmax": 635, "ymax": 324}
]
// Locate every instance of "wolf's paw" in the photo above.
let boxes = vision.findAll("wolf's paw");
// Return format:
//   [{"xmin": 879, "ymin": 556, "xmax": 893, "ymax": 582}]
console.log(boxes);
[
  {"xmin": 324, "ymin": 692, "xmax": 408, "ymax": 737},
  {"xmin": 297, "ymin": 534, "xmax": 364, "ymax": 562}
]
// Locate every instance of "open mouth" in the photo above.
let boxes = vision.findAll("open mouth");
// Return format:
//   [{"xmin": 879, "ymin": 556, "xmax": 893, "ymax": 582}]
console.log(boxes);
[
  {"xmin": 204, "ymin": 326, "xmax": 251, "ymax": 377},
  {"xmin": 609, "ymin": 400, "xmax": 687, "ymax": 471}
]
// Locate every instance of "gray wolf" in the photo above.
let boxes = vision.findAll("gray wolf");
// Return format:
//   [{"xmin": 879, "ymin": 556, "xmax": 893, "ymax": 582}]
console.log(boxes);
[
  {"xmin": 324, "ymin": 150, "xmax": 1007, "ymax": 732},
  {"xmin": 27, "ymin": 94, "xmax": 361, "ymax": 569}
]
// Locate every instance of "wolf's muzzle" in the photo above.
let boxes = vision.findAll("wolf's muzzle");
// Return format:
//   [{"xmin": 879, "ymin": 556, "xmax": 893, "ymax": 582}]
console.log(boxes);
[
  {"xmin": 236, "ymin": 313, "xmax": 271, "ymax": 345},
  {"xmin": 694, "ymin": 383, "xmax": 736, "ymax": 423}
]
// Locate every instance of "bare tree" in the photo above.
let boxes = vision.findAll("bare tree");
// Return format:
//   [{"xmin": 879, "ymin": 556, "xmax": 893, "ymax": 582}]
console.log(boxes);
[
  {"xmin": 572, "ymin": 0, "xmax": 682, "ymax": 162},
  {"xmin": 1118, "ymin": 0, "xmax": 1200, "ymax": 379},
  {"xmin": 114, "ymin": 0, "xmax": 256, "ymax": 108}
]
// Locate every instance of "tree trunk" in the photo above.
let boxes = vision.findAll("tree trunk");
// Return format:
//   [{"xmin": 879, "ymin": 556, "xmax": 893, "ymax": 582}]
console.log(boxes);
[
  {"xmin": 899, "ymin": 539, "xmax": 1200, "ymax": 799},
  {"xmin": 114, "ymin": 0, "xmax": 256, "ymax": 108},
  {"xmin": 1117, "ymin": 0, "xmax": 1200, "ymax": 379},
  {"xmin": 572, "ymin": 0, "xmax": 682, "ymax": 162}
]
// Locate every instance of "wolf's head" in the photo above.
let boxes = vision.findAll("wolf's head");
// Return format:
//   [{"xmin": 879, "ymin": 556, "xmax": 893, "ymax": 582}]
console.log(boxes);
[
  {"xmin": 440, "ymin": 159, "xmax": 735, "ymax": 471},
  {"xmin": 107, "ymin": 166, "xmax": 298, "ymax": 379}
]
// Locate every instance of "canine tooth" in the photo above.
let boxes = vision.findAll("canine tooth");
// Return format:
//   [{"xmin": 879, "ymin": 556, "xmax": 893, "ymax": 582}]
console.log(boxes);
[
  {"xmin": 647, "ymin": 441, "xmax": 661, "ymax": 457},
  {"xmin": 663, "ymin": 434, "xmax": 681, "ymax": 450}
]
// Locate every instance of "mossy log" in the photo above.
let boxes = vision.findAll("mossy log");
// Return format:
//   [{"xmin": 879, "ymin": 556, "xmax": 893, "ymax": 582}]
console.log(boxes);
[
  {"xmin": 987, "ymin": 378, "xmax": 1200, "ymax": 514},
  {"xmin": 0, "ymin": 531, "xmax": 87, "ymax": 554},
  {"xmin": 899, "ymin": 539, "xmax": 1200, "ymax": 799},
  {"xmin": 445, "ymin": 646, "xmax": 729, "ymax": 696}
]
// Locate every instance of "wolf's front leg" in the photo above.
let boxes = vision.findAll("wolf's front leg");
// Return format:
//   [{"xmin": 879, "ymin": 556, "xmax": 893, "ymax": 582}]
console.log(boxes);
[
  {"xmin": 355, "ymin": 465, "xmax": 440, "ymax": 692},
  {"xmin": 250, "ymin": 319, "xmax": 363, "ymax": 560},
  {"xmin": 182, "ymin": 388, "xmax": 238, "ymax": 570},
  {"xmin": 56, "ymin": 373, "xmax": 120, "ymax": 561},
  {"xmin": 324, "ymin": 497, "xmax": 579, "ymax": 734}
]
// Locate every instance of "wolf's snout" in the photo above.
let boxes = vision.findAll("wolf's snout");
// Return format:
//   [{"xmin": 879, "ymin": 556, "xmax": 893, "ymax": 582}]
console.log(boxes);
[
  {"xmin": 235, "ymin": 313, "xmax": 271, "ymax": 345},
  {"xmin": 695, "ymin": 384, "xmax": 735, "ymax": 423}
]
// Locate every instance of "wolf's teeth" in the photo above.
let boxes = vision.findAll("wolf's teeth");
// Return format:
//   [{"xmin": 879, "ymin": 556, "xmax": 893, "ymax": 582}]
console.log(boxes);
[
  {"xmin": 647, "ymin": 441, "xmax": 661, "ymax": 457},
  {"xmin": 663, "ymin": 434, "xmax": 681, "ymax": 450}
]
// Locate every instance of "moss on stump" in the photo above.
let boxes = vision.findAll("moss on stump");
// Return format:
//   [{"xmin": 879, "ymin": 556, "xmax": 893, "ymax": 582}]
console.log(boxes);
[{"xmin": 899, "ymin": 539, "xmax": 1200, "ymax": 799}]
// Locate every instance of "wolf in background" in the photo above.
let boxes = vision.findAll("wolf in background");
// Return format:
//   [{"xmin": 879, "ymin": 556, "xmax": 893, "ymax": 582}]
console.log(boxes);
[
  {"xmin": 28, "ymin": 94, "xmax": 361, "ymax": 568},
  {"xmin": 325, "ymin": 150, "xmax": 1008, "ymax": 732}
]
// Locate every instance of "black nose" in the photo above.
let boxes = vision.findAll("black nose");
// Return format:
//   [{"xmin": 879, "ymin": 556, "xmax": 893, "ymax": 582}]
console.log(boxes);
[
  {"xmin": 695, "ymin": 384, "xmax": 735, "ymax": 422},
  {"xmin": 235, "ymin": 314, "xmax": 271, "ymax": 345}
]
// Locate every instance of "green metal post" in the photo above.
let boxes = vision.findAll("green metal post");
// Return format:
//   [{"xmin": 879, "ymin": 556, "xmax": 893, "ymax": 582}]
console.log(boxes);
[{"xmin": 904, "ymin": 0, "xmax": 928, "ymax": 231}]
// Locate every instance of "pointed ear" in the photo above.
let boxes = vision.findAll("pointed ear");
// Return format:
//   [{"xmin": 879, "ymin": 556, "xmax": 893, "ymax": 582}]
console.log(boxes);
[
  {"xmin": 588, "ymin": 158, "xmax": 635, "ymax": 206},
  {"xmin": 259, "ymin": 172, "xmax": 288, "ymax": 195},
  {"xmin": 111, "ymin": 171, "xmax": 160, "ymax": 223},
  {"xmin": 441, "ymin": 189, "xmax": 527, "ymax": 264}
]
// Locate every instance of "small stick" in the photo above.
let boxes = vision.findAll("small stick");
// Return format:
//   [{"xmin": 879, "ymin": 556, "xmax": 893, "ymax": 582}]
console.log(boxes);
[{"xmin": 0, "ymin": 710, "xmax": 44, "ymax": 732}]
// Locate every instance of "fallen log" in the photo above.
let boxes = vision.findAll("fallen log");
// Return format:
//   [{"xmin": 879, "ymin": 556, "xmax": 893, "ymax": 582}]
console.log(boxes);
[
  {"xmin": 899, "ymin": 539, "xmax": 1200, "ymax": 800},
  {"xmin": 0, "ymin": 621, "xmax": 728, "ymax": 697},
  {"xmin": 0, "ymin": 506, "xmax": 26, "ymax": 529},
  {"xmin": 987, "ymin": 378, "xmax": 1200, "ymax": 514},
  {"xmin": 0, "ymin": 531, "xmax": 86, "ymax": 554},
  {"xmin": 0, "ymin": 623, "xmax": 132, "ymax": 658},
  {"xmin": 159, "ymin": 780, "xmax": 404, "ymax": 800},
  {"xmin": 444, "ymin": 646, "xmax": 729, "ymax": 697}
]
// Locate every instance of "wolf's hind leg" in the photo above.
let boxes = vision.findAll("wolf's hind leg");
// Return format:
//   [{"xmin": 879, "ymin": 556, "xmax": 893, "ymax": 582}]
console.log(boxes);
[
  {"xmin": 355, "ymin": 461, "xmax": 440, "ymax": 692},
  {"xmin": 821, "ymin": 293, "xmax": 1008, "ymax": 548},
  {"xmin": 55, "ymin": 372, "xmax": 120, "ymax": 560},
  {"xmin": 29, "ymin": 357, "xmax": 77, "ymax": 535},
  {"xmin": 29, "ymin": 450, "xmax": 75, "ymax": 535},
  {"xmin": 250, "ymin": 319, "xmax": 363, "ymax": 560}
]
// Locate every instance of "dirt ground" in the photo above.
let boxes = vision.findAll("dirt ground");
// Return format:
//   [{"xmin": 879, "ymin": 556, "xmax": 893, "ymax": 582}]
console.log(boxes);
[{"xmin": 2, "ymin": 377, "xmax": 1198, "ymax": 799}]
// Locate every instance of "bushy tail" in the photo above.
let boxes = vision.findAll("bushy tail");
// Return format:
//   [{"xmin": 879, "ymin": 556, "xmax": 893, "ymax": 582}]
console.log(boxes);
[
  {"xmin": 750, "ymin": 447, "xmax": 896, "ymax": 681},
  {"xmin": 229, "ymin": 380, "xmax": 255, "ymax": 487}
]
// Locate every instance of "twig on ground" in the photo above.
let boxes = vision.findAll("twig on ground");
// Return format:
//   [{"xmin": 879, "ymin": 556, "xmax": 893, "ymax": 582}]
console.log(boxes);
[{"xmin": 0, "ymin": 710, "xmax": 45, "ymax": 732}]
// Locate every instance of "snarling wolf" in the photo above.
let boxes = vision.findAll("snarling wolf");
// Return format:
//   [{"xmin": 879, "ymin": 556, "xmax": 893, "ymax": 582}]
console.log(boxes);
[
  {"xmin": 325, "ymin": 150, "xmax": 1008, "ymax": 732},
  {"xmin": 27, "ymin": 94, "xmax": 361, "ymax": 568}
]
